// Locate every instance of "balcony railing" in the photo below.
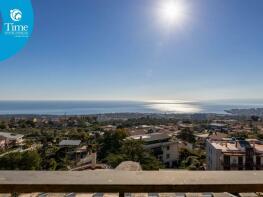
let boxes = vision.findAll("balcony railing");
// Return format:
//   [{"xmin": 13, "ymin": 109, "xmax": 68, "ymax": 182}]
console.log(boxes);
[{"xmin": 0, "ymin": 171, "xmax": 263, "ymax": 196}]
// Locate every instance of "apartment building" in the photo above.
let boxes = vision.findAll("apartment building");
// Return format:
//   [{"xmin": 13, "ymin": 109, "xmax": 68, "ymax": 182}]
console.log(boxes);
[
  {"xmin": 206, "ymin": 138, "xmax": 263, "ymax": 170},
  {"xmin": 0, "ymin": 132, "xmax": 24, "ymax": 148},
  {"xmin": 128, "ymin": 133, "xmax": 192, "ymax": 168}
]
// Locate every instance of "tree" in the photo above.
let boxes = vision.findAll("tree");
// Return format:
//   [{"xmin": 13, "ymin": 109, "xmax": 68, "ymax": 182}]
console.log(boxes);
[
  {"xmin": 0, "ymin": 151, "xmax": 41, "ymax": 170},
  {"xmin": 0, "ymin": 121, "xmax": 6, "ymax": 129},
  {"xmin": 56, "ymin": 157, "xmax": 70, "ymax": 170},
  {"xmin": 179, "ymin": 148, "xmax": 194, "ymax": 161},
  {"xmin": 105, "ymin": 139, "xmax": 162, "ymax": 170},
  {"xmin": 177, "ymin": 128, "xmax": 196, "ymax": 144},
  {"xmin": 105, "ymin": 153, "xmax": 126, "ymax": 168},
  {"xmin": 121, "ymin": 139, "xmax": 144, "ymax": 161},
  {"xmin": 53, "ymin": 148, "xmax": 70, "ymax": 170},
  {"xmin": 184, "ymin": 156, "xmax": 201, "ymax": 170},
  {"xmin": 46, "ymin": 158, "xmax": 57, "ymax": 170},
  {"xmin": 257, "ymin": 133, "xmax": 263, "ymax": 140},
  {"xmin": 251, "ymin": 115, "xmax": 260, "ymax": 122},
  {"xmin": 98, "ymin": 129, "xmax": 128, "ymax": 160},
  {"xmin": 178, "ymin": 148, "xmax": 205, "ymax": 170},
  {"xmin": 0, "ymin": 152, "xmax": 21, "ymax": 170},
  {"xmin": 140, "ymin": 153, "xmax": 163, "ymax": 170},
  {"xmin": 230, "ymin": 132, "xmax": 248, "ymax": 140},
  {"xmin": 20, "ymin": 151, "xmax": 41, "ymax": 170}
]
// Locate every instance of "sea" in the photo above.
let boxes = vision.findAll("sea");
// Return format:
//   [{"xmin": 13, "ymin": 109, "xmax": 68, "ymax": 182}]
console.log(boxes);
[{"xmin": 0, "ymin": 100, "xmax": 263, "ymax": 115}]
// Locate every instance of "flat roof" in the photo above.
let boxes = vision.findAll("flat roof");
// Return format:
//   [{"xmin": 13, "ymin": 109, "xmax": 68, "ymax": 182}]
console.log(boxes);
[
  {"xmin": 210, "ymin": 123, "xmax": 227, "ymax": 127},
  {"xmin": 209, "ymin": 133, "xmax": 228, "ymax": 141},
  {"xmin": 0, "ymin": 132, "xmax": 24, "ymax": 140},
  {"xmin": 129, "ymin": 133, "xmax": 170, "ymax": 142},
  {"xmin": 211, "ymin": 142, "xmax": 240, "ymax": 152},
  {"xmin": 195, "ymin": 133, "xmax": 209, "ymax": 138},
  {"xmin": 209, "ymin": 140, "xmax": 263, "ymax": 153},
  {"xmin": 59, "ymin": 140, "xmax": 81, "ymax": 146}
]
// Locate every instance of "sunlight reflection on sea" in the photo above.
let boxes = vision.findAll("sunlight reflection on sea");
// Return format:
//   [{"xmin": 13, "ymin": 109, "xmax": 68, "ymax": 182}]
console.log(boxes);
[{"xmin": 145, "ymin": 100, "xmax": 202, "ymax": 113}]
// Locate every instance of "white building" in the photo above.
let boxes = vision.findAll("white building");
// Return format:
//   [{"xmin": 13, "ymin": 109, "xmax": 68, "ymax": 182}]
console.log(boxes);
[
  {"xmin": 0, "ymin": 132, "xmax": 24, "ymax": 147},
  {"xmin": 128, "ymin": 133, "xmax": 192, "ymax": 168},
  {"xmin": 206, "ymin": 139, "xmax": 263, "ymax": 170}
]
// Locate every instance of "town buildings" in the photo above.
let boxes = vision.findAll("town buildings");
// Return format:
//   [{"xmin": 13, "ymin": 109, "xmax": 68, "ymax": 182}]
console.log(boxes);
[
  {"xmin": 206, "ymin": 138, "xmax": 263, "ymax": 170},
  {"xmin": 128, "ymin": 132, "xmax": 192, "ymax": 168},
  {"xmin": 0, "ymin": 131, "xmax": 24, "ymax": 148}
]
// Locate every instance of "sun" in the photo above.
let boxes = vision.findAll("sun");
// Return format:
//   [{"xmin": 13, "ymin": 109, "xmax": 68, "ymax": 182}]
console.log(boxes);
[{"xmin": 158, "ymin": 0, "xmax": 187, "ymax": 27}]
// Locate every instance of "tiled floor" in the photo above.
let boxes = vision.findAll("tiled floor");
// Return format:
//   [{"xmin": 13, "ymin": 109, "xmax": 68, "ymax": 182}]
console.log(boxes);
[{"xmin": 0, "ymin": 192, "xmax": 259, "ymax": 197}]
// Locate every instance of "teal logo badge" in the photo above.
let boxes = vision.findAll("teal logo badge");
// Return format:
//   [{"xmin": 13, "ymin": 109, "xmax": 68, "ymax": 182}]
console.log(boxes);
[
  {"xmin": 10, "ymin": 9, "xmax": 22, "ymax": 22},
  {"xmin": 0, "ymin": 0, "xmax": 34, "ymax": 61}
]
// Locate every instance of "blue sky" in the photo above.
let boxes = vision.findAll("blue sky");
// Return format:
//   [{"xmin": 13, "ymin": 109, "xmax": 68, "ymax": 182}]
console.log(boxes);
[{"xmin": 1, "ymin": 0, "xmax": 263, "ymax": 101}]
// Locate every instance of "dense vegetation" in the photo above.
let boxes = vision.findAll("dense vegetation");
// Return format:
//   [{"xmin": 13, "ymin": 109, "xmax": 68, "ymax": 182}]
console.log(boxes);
[
  {"xmin": 0, "ymin": 114, "xmax": 262, "ymax": 171},
  {"xmin": 177, "ymin": 128, "xmax": 196, "ymax": 144},
  {"xmin": 98, "ymin": 129, "xmax": 162, "ymax": 170},
  {"xmin": 0, "ymin": 151, "xmax": 41, "ymax": 170},
  {"xmin": 178, "ymin": 148, "xmax": 205, "ymax": 170}
]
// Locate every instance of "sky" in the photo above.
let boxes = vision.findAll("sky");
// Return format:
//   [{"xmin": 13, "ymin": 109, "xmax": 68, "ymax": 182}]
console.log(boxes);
[{"xmin": 1, "ymin": 0, "xmax": 263, "ymax": 101}]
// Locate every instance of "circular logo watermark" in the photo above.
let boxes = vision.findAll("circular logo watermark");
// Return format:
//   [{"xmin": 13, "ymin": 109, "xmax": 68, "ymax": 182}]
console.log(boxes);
[
  {"xmin": 10, "ymin": 9, "xmax": 22, "ymax": 22},
  {"xmin": 0, "ymin": 0, "xmax": 34, "ymax": 62}
]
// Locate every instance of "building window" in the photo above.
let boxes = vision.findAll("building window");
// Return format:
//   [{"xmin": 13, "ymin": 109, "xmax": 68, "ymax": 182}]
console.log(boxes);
[
  {"xmin": 256, "ymin": 156, "xmax": 261, "ymax": 170},
  {"xmin": 224, "ymin": 155, "xmax": 230, "ymax": 170},
  {"xmin": 172, "ymin": 160, "xmax": 178, "ymax": 168},
  {"xmin": 238, "ymin": 157, "xmax": 243, "ymax": 170},
  {"xmin": 166, "ymin": 146, "xmax": 170, "ymax": 151},
  {"xmin": 166, "ymin": 154, "xmax": 170, "ymax": 159}
]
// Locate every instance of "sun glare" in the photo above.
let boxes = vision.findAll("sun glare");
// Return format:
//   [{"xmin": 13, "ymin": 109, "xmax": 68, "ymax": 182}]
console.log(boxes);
[{"xmin": 158, "ymin": 0, "xmax": 187, "ymax": 27}]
